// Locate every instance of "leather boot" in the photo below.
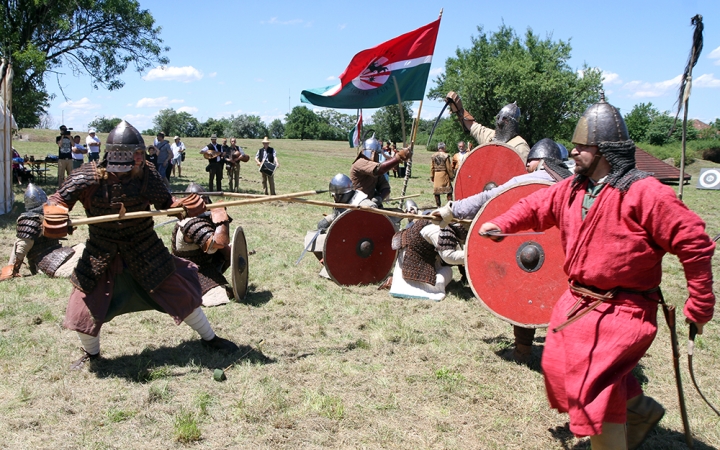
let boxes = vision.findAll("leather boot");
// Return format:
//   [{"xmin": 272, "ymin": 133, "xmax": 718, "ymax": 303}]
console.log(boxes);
[
  {"xmin": 589, "ymin": 422, "xmax": 627, "ymax": 450},
  {"xmin": 513, "ymin": 343, "xmax": 532, "ymax": 363},
  {"xmin": 626, "ymin": 394, "xmax": 665, "ymax": 450}
]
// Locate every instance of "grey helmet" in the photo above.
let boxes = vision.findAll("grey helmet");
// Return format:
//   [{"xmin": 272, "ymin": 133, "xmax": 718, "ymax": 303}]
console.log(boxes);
[
  {"xmin": 526, "ymin": 138, "xmax": 562, "ymax": 163},
  {"xmin": 362, "ymin": 133, "xmax": 381, "ymax": 159},
  {"xmin": 105, "ymin": 120, "xmax": 145, "ymax": 172},
  {"xmin": 404, "ymin": 199, "xmax": 418, "ymax": 215},
  {"xmin": 329, "ymin": 173, "xmax": 354, "ymax": 203},
  {"xmin": 24, "ymin": 183, "xmax": 47, "ymax": 212},
  {"xmin": 556, "ymin": 143, "xmax": 569, "ymax": 160},
  {"xmin": 494, "ymin": 101, "xmax": 521, "ymax": 143},
  {"xmin": 571, "ymin": 92, "xmax": 629, "ymax": 146},
  {"xmin": 185, "ymin": 181, "xmax": 210, "ymax": 204}
]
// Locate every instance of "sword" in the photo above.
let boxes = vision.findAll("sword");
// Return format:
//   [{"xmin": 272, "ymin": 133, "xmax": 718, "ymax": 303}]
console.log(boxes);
[
  {"xmin": 427, "ymin": 102, "xmax": 449, "ymax": 147},
  {"xmin": 154, "ymin": 218, "xmax": 179, "ymax": 229},
  {"xmin": 386, "ymin": 193, "xmax": 421, "ymax": 202},
  {"xmin": 295, "ymin": 229, "xmax": 323, "ymax": 265},
  {"xmin": 479, "ymin": 231, "xmax": 545, "ymax": 237}
]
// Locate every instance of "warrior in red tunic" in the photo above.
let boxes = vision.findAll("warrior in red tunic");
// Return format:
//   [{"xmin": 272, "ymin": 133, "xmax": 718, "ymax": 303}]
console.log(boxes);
[
  {"xmin": 43, "ymin": 121, "xmax": 239, "ymax": 369},
  {"xmin": 479, "ymin": 95, "xmax": 715, "ymax": 449}
]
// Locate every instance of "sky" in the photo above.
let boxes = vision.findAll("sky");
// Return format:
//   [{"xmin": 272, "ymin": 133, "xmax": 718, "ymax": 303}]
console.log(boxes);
[{"xmin": 45, "ymin": 0, "xmax": 720, "ymax": 135}]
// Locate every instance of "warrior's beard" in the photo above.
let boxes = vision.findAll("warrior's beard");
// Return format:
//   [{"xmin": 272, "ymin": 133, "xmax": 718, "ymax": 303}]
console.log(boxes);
[{"xmin": 130, "ymin": 164, "xmax": 143, "ymax": 178}]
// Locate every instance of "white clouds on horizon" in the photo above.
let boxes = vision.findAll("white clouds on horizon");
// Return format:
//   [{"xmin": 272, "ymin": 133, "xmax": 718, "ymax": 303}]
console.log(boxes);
[
  {"xmin": 694, "ymin": 73, "xmax": 720, "ymax": 88},
  {"xmin": 602, "ymin": 71, "xmax": 622, "ymax": 85},
  {"xmin": 709, "ymin": 46, "xmax": 720, "ymax": 65},
  {"xmin": 622, "ymin": 74, "xmax": 682, "ymax": 98},
  {"xmin": 261, "ymin": 17, "xmax": 303, "ymax": 25},
  {"xmin": 135, "ymin": 97, "xmax": 184, "ymax": 108},
  {"xmin": 143, "ymin": 66, "xmax": 203, "ymax": 82},
  {"xmin": 60, "ymin": 97, "xmax": 101, "ymax": 111},
  {"xmin": 177, "ymin": 106, "xmax": 199, "ymax": 114}
]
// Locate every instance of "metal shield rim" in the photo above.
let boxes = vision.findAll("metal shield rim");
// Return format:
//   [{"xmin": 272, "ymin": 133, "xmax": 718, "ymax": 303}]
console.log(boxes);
[
  {"xmin": 323, "ymin": 209, "xmax": 397, "ymax": 286},
  {"xmin": 230, "ymin": 225, "xmax": 249, "ymax": 300},
  {"xmin": 453, "ymin": 142, "xmax": 526, "ymax": 201},
  {"xmin": 465, "ymin": 179, "xmax": 557, "ymax": 328}
]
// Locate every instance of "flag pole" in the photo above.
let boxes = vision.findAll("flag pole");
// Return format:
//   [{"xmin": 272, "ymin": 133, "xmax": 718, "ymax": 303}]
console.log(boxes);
[
  {"xmin": 399, "ymin": 100, "xmax": 424, "ymax": 200},
  {"xmin": 392, "ymin": 76, "xmax": 407, "ymax": 147}
]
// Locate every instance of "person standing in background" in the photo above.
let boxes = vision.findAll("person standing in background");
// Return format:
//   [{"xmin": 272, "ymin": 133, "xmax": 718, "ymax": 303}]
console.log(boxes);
[
  {"xmin": 57, "ymin": 127, "xmax": 73, "ymax": 186},
  {"xmin": 155, "ymin": 132, "xmax": 172, "ymax": 181},
  {"xmin": 71, "ymin": 135, "xmax": 87, "ymax": 171},
  {"xmin": 86, "ymin": 128, "xmax": 101, "ymax": 162},
  {"xmin": 255, "ymin": 137, "xmax": 279, "ymax": 195},
  {"xmin": 170, "ymin": 136, "xmax": 186, "ymax": 178}
]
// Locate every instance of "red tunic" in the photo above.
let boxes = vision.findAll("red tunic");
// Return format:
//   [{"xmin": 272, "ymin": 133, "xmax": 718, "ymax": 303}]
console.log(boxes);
[{"xmin": 490, "ymin": 176, "xmax": 715, "ymax": 436}]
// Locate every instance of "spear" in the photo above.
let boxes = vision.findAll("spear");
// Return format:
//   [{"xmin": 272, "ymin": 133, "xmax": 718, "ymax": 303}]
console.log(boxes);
[{"xmin": 68, "ymin": 190, "xmax": 326, "ymax": 227}]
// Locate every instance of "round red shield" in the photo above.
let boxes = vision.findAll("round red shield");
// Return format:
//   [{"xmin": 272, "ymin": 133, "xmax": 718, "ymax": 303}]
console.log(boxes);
[
  {"xmin": 323, "ymin": 209, "xmax": 397, "ymax": 286},
  {"xmin": 454, "ymin": 143, "xmax": 526, "ymax": 200},
  {"xmin": 465, "ymin": 181, "xmax": 566, "ymax": 327}
]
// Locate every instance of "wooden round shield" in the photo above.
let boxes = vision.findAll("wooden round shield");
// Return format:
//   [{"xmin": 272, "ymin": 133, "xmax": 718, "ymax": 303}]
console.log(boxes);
[
  {"xmin": 323, "ymin": 209, "xmax": 397, "ymax": 286},
  {"xmin": 465, "ymin": 181, "xmax": 566, "ymax": 328},
  {"xmin": 454, "ymin": 143, "xmax": 526, "ymax": 200},
  {"xmin": 230, "ymin": 226, "xmax": 249, "ymax": 300}
]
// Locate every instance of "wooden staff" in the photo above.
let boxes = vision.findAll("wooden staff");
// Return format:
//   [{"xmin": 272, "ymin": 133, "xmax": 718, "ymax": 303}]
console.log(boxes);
[{"xmin": 68, "ymin": 190, "xmax": 327, "ymax": 227}]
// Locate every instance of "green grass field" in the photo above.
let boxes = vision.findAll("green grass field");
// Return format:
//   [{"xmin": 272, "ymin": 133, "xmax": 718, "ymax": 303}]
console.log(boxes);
[{"xmin": 1, "ymin": 130, "xmax": 719, "ymax": 449}]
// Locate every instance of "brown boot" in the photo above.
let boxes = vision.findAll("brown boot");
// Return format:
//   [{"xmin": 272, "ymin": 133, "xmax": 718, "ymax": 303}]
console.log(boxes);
[
  {"xmin": 589, "ymin": 423, "xmax": 627, "ymax": 450},
  {"xmin": 513, "ymin": 343, "xmax": 532, "ymax": 363},
  {"xmin": 626, "ymin": 394, "xmax": 665, "ymax": 450}
]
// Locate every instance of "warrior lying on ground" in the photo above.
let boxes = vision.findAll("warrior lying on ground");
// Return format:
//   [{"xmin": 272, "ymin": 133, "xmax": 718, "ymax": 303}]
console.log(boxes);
[
  {"xmin": 1, "ymin": 184, "xmax": 83, "ymax": 281},
  {"xmin": 172, "ymin": 182, "xmax": 234, "ymax": 306}
]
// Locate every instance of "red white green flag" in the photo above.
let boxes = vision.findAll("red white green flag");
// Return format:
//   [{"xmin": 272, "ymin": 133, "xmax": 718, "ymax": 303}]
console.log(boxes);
[
  {"xmin": 348, "ymin": 109, "xmax": 362, "ymax": 147},
  {"xmin": 301, "ymin": 18, "xmax": 441, "ymax": 109}
]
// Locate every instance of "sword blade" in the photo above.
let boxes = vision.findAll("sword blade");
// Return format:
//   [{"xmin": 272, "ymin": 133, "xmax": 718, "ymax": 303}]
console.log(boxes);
[
  {"xmin": 296, "ymin": 228, "xmax": 323, "ymax": 265},
  {"xmin": 480, "ymin": 231, "xmax": 545, "ymax": 237}
]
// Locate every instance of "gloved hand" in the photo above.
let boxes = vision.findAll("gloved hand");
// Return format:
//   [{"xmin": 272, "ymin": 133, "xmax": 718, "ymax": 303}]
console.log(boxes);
[
  {"xmin": 445, "ymin": 91, "xmax": 475, "ymax": 132},
  {"xmin": 371, "ymin": 196, "xmax": 384, "ymax": 208},
  {"xmin": 430, "ymin": 201, "xmax": 454, "ymax": 227},
  {"xmin": 395, "ymin": 148, "xmax": 410, "ymax": 162},
  {"xmin": 0, "ymin": 264, "xmax": 20, "ymax": 281},
  {"xmin": 317, "ymin": 216, "xmax": 332, "ymax": 230},
  {"xmin": 171, "ymin": 193, "xmax": 206, "ymax": 218},
  {"xmin": 43, "ymin": 203, "xmax": 70, "ymax": 239},
  {"xmin": 478, "ymin": 222, "xmax": 504, "ymax": 242},
  {"xmin": 210, "ymin": 207, "xmax": 230, "ymax": 225}
]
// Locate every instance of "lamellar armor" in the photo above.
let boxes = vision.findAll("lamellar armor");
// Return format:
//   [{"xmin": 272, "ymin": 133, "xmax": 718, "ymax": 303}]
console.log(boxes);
[
  {"xmin": 16, "ymin": 211, "xmax": 75, "ymax": 276},
  {"xmin": 172, "ymin": 215, "xmax": 231, "ymax": 294}
]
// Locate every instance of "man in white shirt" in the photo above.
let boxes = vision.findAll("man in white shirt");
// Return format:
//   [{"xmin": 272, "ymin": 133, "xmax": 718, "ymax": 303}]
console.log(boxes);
[
  {"xmin": 85, "ymin": 128, "xmax": 101, "ymax": 162},
  {"xmin": 170, "ymin": 136, "xmax": 186, "ymax": 178},
  {"xmin": 71, "ymin": 135, "xmax": 87, "ymax": 171}
]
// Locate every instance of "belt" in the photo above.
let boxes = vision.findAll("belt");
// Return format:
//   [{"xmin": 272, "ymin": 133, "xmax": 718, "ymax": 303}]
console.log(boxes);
[{"xmin": 553, "ymin": 280, "xmax": 659, "ymax": 333}]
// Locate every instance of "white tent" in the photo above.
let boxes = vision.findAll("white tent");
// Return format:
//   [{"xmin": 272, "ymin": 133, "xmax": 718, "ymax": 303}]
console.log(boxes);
[{"xmin": 0, "ymin": 60, "xmax": 16, "ymax": 216}]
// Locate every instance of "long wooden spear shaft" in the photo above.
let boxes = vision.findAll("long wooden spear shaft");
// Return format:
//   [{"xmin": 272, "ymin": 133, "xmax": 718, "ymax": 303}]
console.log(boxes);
[
  {"xmin": 399, "ymin": 99, "xmax": 424, "ymax": 200},
  {"xmin": 68, "ymin": 189, "xmax": 326, "ymax": 227}
]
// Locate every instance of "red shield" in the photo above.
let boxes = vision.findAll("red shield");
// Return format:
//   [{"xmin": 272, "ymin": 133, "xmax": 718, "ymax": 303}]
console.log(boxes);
[
  {"xmin": 323, "ymin": 209, "xmax": 397, "ymax": 286},
  {"xmin": 454, "ymin": 143, "xmax": 526, "ymax": 200},
  {"xmin": 465, "ymin": 181, "xmax": 566, "ymax": 327}
]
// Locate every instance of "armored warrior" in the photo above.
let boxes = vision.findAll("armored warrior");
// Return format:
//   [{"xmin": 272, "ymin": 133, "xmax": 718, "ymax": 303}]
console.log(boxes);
[
  {"xmin": 479, "ymin": 96, "xmax": 715, "ymax": 449},
  {"xmin": 43, "ymin": 120, "xmax": 239, "ymax": 369},
  {"xmin": 434, "ymin": 138, "xmax": 572, "ymax": 362},
  {"xmin": 445, "ymin": 91, "xmax": 530, "ymax": 161},
  {"xmin": 303, "ymin": 174, "xmax": 377, "ymax": 276},
  {"xmin": 350, "ymin": 134, "xmax": 409, "ymax": 207},
  {"xmin": 172, "ymin": 182, "xmax": 234, "ymax": 307},
  {"xmin": 0, "ymin": 184, "xmax": 83, "ymax": 281}
]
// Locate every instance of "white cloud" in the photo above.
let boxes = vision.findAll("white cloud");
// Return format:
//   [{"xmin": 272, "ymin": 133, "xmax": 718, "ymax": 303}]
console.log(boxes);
[
  {"xmin": 224, "ymin": 101, "xmax": 232, "ymax": 105},
  {"xmin": 622, "ymin": 74, "xmax": 682, "ymax": 98},
  {"xmin": 208, "ymin": 72, "xmax": 217, "ymax": 78},
  {"xmin": 135, "ymin": 97, "xmax": 184, "ymax": 108},
  {"xmin": 60, "ymin": 97, "xmax": 101, "ymax": 111},
  {"xmin": 58, "ymin": 97, "xmax": 102, "ymax": 128},
  {"xmin": 177, "ymin": 106, "xmax": 199, "ymax": 114},
  {"xmin": 261, "ymin": 17, "xmax": 303, "ymax": 25},
  {"xmin": 122, "ymin": 114, "xmax": 154, "ymax": 131},
  {"xmin": 602, "ymin": 71, "xmax": 622, "ymax": 85},
  {"xmin": 694, "ymin": 73, "xmax": 720, "ymax": 88},
  {"xmin": 142, "ymin": 66, "xmax": 203, "ymax": 82},
  {"xmin": 709, "ymin": 46, "xmax": 720, "ymax": 65},
  {"xmin": 326, "ymin": 75, "xmax": 337, "ymax": 81},
  {"xmin": 429, "ymin": 67, "xmax": 444, "ymax": 77}
]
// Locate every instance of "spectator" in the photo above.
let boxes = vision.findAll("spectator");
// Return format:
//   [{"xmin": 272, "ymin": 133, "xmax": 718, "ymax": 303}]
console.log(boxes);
[
  {"xmin": 57, "ymin": 127, "xmax": 73, "ymax": 186},
  {"xmin": 71, "ymin": 135, "xmax": 87, "ymax": 171},
  {"xmin": 155, "ymin": 132, "xmax": 172, "ymax": 181},
  {"xmin": 147, "ymin": 145, "xmax": 159, "ymax": 168},
  {"xmin": 430, "ymin": 142, "xmax": 454, "ymax": 207},
  {"xmin": 170, "ymin": 136, "xmax": 186, "ymax": 178},
  {"xmin": 452, "ymin": 141, "xmax": 469, "ymax": 175},
  {"xmin": 86, "ymin": 128, "xmax": 101, "ymax": 162}
]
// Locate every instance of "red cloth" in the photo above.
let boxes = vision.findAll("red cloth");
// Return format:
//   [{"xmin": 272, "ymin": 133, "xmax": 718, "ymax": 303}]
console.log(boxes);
[{"xmin": 490, "ymin": 176, "xmax": 715, "ymax": 436}]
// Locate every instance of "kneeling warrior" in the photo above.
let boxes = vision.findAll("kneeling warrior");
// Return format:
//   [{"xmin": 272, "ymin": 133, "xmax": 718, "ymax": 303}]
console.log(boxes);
[
  {"xmin": 1, "ymin": 184, "xmax": 83, "ymax": 281},
  {"xmin": 43, "ymin": 120, "xmax": 239, "ymax": 369},
  {"xmin": 172, "ymin": 182, "xmax": 234, "ymax": 306}
]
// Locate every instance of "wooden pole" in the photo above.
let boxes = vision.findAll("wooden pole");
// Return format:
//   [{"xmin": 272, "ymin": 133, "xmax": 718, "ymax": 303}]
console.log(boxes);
[
  {"xmin": 399, "ymin": 99, "xmax": 424, "ymax": 200},
  {"xmin": 69, "ymin": 189, "xmax": 326, "ymax": 227}
]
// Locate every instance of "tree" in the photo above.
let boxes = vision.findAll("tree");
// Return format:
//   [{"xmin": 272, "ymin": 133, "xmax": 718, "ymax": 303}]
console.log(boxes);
[
  {"xmin": 268, "ymin": 119, "xmax": 285, "ymax": 139},
  {"xmin": 285, "ymin": 106, "xmax": 320, "ymax": 140},
  {"xmin": 1, "ymin": 0, "xmax": 169, "ymax": 128},
  {"xmin": 317, "ymin": 109, "xmax": 355, "ymax": 140},
  {"xmin": 371, "ymin": 102, "xmax": 414, "ymax": 144},
  {"xmin": 88, "ymin": 116, "xmax": 122, "ymax": 133},
  {"xmin": 646, "ymin": 114, "xmax": 698, "ymax": 146},
  {"xmin": 624, "ymin": 103, "xmax": 659, "ymax": 142},
  {"xmin": 429, "ymin": 25, "xmax": 602, "ymax": 146},
  {"xmin": 199, "ymin": 117, "xmax": 230, "ymax": 138},
  {"xmin": 151, "ymin": 109, "xmax": 201, "ymax": 137},
  {"xmin": 224, "ymin": 114, "xmax": 267, "ymax": 139}
]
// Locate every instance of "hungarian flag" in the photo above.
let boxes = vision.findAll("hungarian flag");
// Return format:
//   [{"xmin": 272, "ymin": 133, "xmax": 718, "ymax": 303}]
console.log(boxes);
[
  {"xmin": 348, "ymin": 109, "xmax": 362, "ymax": 147},
  {"xmin": 301, "ymin": 18, "xmax": 440, "ymax": 109}
]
